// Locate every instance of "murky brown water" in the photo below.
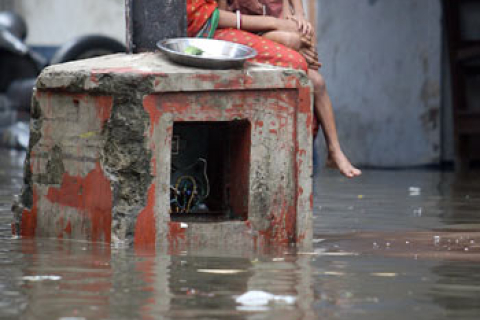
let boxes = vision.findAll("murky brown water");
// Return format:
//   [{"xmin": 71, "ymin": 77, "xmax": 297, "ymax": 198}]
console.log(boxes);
[{"xmin": 1, "ymin": 150, "xmax": 480, "ymax": 320}]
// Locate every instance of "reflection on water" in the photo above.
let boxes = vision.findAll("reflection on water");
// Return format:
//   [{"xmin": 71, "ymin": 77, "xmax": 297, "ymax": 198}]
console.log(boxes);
[{"xmin": 1, "ymin": 150, "xmax": 480, "ymax": 320}]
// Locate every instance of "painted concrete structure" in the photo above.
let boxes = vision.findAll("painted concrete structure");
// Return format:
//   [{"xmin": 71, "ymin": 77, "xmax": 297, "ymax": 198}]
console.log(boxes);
[
  {"xmin": 316, "ymin": 0, "xmax": 444, "ymax": 166},
  {"xmin": 12, "ymin": 53, "xmax": 314, "ymax": 248}
]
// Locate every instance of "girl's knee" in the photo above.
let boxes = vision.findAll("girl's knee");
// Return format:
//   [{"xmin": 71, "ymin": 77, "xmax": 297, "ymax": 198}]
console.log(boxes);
[
  {"xmin": 282, "ymin": 32, "xmax": 301, "ymax": 51},
  {"xmin": 308, "ymin": 70, "xmax": 326, "ymax": 92},
  {"xmin": 263, "ymin": 31, "xmax": 301, "ymax": 51}
]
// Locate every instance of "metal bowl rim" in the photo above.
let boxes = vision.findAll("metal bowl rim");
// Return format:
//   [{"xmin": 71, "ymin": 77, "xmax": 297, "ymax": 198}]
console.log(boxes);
[{"xmin": 156, "ymin": 38, "xmax": 258, "ymax": 62}]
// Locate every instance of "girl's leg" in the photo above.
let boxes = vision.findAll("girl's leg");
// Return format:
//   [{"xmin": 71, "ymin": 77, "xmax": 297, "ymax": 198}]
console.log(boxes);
[{"xmin": 307, "ymin": 69, "xmax": 362, "ymax": 178}]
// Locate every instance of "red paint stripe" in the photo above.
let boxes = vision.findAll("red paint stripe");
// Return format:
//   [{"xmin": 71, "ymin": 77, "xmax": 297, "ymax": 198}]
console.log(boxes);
[
  {"xmin": 134, "ymin": 184, "xmax": 157, "ymax": 248},
  {"xmin": 46, "ymin": 162, "xmax": 112, "ymax": 243},
  {"xmin": 20, "ymin": 187, "xmax": 38, "ymax": 237}
]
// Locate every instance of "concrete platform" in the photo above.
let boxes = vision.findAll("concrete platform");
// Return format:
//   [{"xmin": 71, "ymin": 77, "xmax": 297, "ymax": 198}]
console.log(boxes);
[{"xmin": 12, "ymin": 53, "xmax": 313, "ymax": 249}]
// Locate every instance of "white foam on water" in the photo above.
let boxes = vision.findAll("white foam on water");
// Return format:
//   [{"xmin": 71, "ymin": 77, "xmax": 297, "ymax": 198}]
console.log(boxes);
[{"xmin": 235, "ymin": 290, "xmax": 296, "ymax": 310}]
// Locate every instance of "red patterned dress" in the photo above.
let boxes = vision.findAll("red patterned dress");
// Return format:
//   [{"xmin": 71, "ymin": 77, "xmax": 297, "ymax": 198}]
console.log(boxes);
[{"xmin": 187, "ymin": 0, "xmax": 308, "ymax": 71}]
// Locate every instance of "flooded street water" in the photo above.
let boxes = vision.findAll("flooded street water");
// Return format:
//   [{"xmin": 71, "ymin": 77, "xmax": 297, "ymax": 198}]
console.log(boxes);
[{"xmin": 1, "ymin": 150, "xmax": 480, "ymax": 320}]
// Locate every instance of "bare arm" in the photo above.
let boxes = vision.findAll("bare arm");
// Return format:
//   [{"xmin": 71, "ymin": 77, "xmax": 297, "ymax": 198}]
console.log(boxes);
[
  {"xmin": 290, "ymin": 0, "xmax": 306, "ymax": 17},
  {"xmin": 282, "ymin": 0, "xmax": 291, "ymax": 18},
  {"xmin": 218, "ymin": 9, "xmax": 298, "ymax": 33},
  {"xmin": 287, "ymin": 0, "xmax": 312, "ymax": 35}
]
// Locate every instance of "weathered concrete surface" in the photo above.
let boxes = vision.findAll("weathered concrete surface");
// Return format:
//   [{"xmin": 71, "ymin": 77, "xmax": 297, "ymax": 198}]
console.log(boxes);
[{"xmin": 13, "ymin": 53, "xmax": 314, "ymax": 249}]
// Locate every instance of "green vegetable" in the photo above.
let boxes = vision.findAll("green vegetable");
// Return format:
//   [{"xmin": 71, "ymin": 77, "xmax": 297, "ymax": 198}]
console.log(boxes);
[{"xmin": 184, "ymin": 46, "xmax": 204, "ymax": 56}]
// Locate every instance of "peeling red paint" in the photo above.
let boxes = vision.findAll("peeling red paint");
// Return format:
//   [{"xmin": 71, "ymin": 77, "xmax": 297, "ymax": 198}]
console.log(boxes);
[
  {"xmin": 95, "ymin": 96, "xmax": 113, "ymax": 125},
  {"xmin": 90, "ymin": 73, "xmax": 99, "ymax": 84},
  {"xmin": 143, "ymin": 95, "xmax": 162, "ymax": 135},
  {"xmin": 298, "ymin": 186, "xmax": 304, "ymax": 196},
  {"xmin": 134, "ymin": 184, "xmax": 156, "ymax": 248},
  {"xmin": 20, "ymin": 187, "xmax": 38, "ymax": 237},
  {"xmin": 46, "ymin": 162, "xmax": 112, "ymax": 243},
  {"xmin": 259, "ymin": 205, "xmax": 297, "ymax": 244},
  {"xmin": 168, "ymin": 222, "xmax": 186, "ymax": 246},
  {"xmin": 64, "ymin": 220, "xmax": 72, "ymax": 235},
  {"xmin": 283, "ymin": 75, "xmax": 301, "ymax": 89},
  {"xmin": 298, "ymin": 87, "xmax": 315, "ymax": 135}
]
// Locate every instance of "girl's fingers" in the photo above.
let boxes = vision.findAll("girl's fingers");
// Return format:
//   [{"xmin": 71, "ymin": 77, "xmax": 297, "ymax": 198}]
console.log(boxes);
[
  {"xmin": 301, "ymin": 48, "xmax": 318, "ymax": 59},
  {"xmin": 309, "ymin": 63, "xmax": 322, "ymax": 70},
  {"xmin": 300, "ymin": 49, "xmax": 322, "ymax": 68},
  {"xmin": 303, "ymin": 21, "xmax": 309, "ymax": 35},
  {"xmin": 306, "ymin": 22, "xmax": 313, "ymax": 36},
  {"xmin": 300, "ymin": 38, "xmax": 312, "ymax": 48},
  {"xmin": 306, "ymin": 56, "xmax": 322, "ymax": 68}
]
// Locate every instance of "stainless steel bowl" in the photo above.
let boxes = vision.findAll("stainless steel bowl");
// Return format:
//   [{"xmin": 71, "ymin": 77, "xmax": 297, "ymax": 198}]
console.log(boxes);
[{"xmin": 156, "ymin": 38, "xmax": 257, "ymax": 69}]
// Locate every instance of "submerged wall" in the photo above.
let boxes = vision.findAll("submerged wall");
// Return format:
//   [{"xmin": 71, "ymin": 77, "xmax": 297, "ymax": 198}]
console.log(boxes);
[{"xmin": 316, "ymin": 0, "xmax": 444, "ymax": 167}]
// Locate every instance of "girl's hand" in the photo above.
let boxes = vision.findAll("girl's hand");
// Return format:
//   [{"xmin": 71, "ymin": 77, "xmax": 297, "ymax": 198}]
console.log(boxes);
[
  {"xmin": 289, "ymin": 14, "xmax": 313, "ymax": 36},
  {"xmin": 274, "ymin": 18, "xmax": 300, "ymax": 33},
  {"xmin": 300, "ymin": 46, "xmax": 322, "ymax": 69}
]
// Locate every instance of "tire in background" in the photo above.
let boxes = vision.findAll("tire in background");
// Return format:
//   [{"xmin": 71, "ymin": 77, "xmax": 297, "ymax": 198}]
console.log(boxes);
[
  {"xmin": 7, "ymin": 78, "xmax": 35, "ymax": 113},
  {"xmin": 50, "ymin": 35, "xmax": 126, "ymax": 65},
  {"xmin": 0, "ymin": 50, "xmax": 39, "ymax": 92}
]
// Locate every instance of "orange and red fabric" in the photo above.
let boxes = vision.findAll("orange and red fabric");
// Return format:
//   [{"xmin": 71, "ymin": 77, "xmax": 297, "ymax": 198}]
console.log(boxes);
[{"xmin": 187, "ymin": 0, "xmax": 308, "ymax": 72}]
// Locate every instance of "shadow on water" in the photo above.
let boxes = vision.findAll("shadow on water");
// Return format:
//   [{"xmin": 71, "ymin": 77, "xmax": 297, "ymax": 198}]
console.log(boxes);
[{"xmin": 1, "ymin": 149, "xmax": 480, "ymax": 319}]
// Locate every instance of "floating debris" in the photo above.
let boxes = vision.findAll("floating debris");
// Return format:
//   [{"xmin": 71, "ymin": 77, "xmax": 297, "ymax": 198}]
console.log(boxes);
[
  {"xmin": 22, "ymin": 275, "xmax": 62, "ymax": 281},
  {"xmin": 370, "ymin": 272, "xmax": 398, "ymax": 277},
  {"xmin": 197, "ymin": 269, "xmax": 247, "ymax": 274},
  {"xmin": 322, "ymin": 271, "xmax": 346, "ymax": 276},
  {"xmin": 314, "ymin": 249, "xmax": 358, "ymax": 256},
  {"xmin": 413, "ymin": 207, "xmax": 423, "ymax": 216},
  {"xmin": 236, "ymin": 290, "xmax": 296, "ymax": 309},
  {"xmin": 409, "ymin": 187, "xmax": 421, "ymax": 196}
]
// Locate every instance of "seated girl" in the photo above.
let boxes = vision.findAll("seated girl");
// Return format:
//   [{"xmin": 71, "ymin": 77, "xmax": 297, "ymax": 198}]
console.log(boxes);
[{"xmin": 187, "ymin": 0, "xmax": 361, "ymax": 178}]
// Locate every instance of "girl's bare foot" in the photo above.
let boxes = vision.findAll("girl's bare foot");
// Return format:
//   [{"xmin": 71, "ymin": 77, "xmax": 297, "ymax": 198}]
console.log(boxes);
[{"xmin": 326, "ymin": 150, "xmax": 362, "ymax": 178}]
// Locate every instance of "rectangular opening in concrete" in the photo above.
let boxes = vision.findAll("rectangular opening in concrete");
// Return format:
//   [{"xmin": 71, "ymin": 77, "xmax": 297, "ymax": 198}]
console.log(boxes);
[{"xmin": 170, "ymin": 120, "xmax": 251, "ymax": 222}]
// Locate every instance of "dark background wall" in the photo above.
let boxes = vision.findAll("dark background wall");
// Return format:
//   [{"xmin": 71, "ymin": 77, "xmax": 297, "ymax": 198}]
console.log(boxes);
[{"xmin": 315, "ymin": 0, "xmax": 446, "ymax": 167}]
